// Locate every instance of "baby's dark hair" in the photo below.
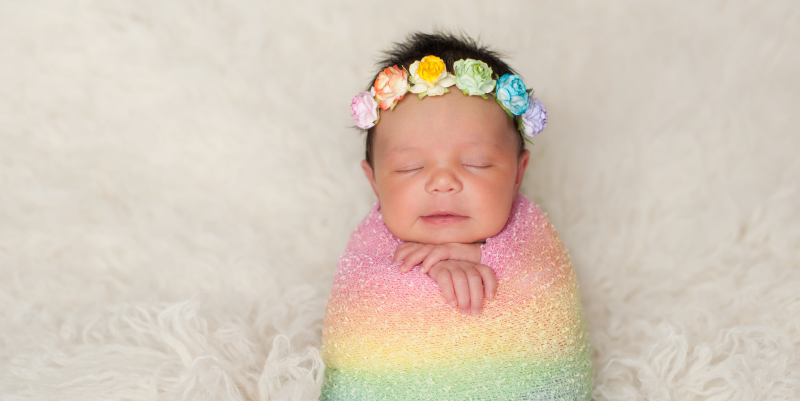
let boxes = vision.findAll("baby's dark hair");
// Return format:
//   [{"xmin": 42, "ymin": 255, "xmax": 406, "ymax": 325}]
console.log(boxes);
[{"xmin": 364, "ymin": 31, "xmax": 525, "ymax": 167}]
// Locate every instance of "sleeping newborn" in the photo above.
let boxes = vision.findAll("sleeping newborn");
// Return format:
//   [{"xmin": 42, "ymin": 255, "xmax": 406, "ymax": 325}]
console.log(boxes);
[{"xmin": 321, "ymin": 33, "xmax": 592, "ymax": 400}]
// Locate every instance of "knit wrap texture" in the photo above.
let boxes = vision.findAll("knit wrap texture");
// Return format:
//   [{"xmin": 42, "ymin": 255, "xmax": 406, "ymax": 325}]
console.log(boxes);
[{"xmin": 320, "ymin": 195, "xmax": 593, "ymax": 401}]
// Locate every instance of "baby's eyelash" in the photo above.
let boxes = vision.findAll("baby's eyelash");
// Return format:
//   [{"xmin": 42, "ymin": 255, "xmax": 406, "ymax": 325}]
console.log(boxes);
[
  {"xmin": 464, "ymin": 164, "xmax": 492, "ymax": 169},
  {"xmin": 396, "ymin": 167, "xmax": 422, "ymax": 173}
]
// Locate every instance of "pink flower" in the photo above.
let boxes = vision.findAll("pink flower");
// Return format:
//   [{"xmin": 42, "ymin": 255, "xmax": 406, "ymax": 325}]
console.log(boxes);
[
  {"xmin": 351, "ymin": 89, "xmax": 379, "ymax": 129},
  {"xmin": 521, "ymin": 98, "xmax": 547, "ymax": 138},
  {"xmin": 373, "ymin": 65, "xmax": 408, "ymax": 110}
]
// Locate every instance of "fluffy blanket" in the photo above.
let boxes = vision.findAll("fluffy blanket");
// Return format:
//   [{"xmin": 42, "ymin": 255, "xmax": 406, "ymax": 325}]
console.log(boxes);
[{"xmin": 321, "ymin": 196, "xmax": 592, "ymax": 400}]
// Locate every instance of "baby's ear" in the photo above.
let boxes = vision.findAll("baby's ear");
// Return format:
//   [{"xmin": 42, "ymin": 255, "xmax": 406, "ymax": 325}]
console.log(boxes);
[
  {"xmin": 361, "ymin": 160, "xmax": 380, "ymax": 199},
  {"xmin": 515, "ymin": 149, "xmax": 531, "ymax": 192}
]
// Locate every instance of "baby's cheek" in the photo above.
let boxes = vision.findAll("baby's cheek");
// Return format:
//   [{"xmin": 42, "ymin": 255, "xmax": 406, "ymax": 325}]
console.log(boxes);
[
  {"xmin": 379, "ymin": 186, "xmax": 422, "ymax": 236},
  {"xmin": 476, "ymin": 193, "xmax": 516, "ymax": 238},
  {"xmin": 380, "ymin": 202, "xmax": 414, "ymax": 241}
]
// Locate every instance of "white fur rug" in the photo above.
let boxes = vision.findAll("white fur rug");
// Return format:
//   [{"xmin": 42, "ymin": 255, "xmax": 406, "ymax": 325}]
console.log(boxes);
[{"xmin": 1, "ymin": 1, "xmax": 798, "ymax": 400}]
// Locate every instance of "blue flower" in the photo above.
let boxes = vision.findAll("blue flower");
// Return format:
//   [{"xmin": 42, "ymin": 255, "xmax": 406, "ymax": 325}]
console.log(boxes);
[{"xmin": 495, "ymin": 74, "xmax": 529, "ymax": 116}]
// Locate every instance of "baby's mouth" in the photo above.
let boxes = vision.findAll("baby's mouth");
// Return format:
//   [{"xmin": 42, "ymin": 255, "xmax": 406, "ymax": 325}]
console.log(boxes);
[{"xmin": 420, "ymin": 213, "xmax": 468, "ymax": 225}]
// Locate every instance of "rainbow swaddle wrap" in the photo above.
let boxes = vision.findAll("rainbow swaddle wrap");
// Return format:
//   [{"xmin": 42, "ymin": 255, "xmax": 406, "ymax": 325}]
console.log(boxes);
[{"xmin": 321, "ymin": 195, "xmax": 592, "ymax": 400}]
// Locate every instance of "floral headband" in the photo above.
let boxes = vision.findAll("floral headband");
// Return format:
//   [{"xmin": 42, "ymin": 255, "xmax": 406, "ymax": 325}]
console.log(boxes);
[{"xmin": 350, "ymin": 55, "xmax": 548, "ymax": 142}]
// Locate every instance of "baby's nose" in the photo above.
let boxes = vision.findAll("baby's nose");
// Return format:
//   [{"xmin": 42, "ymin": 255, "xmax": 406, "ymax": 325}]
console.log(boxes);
[{"xmin": 425, "ymin": 168, "xmax": 463, "ymax": 194}]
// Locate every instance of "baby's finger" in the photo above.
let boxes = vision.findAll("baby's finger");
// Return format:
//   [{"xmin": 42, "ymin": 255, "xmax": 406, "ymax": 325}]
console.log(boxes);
[
  {"xmin": 466, "ymin": 267, "xmax": 485, "ymax": 315},
  {"xmin": 420, "ymin": 244, "xmax": 482, "ymax": 273},
  {"xmin": 449, "ymin": 267, "xmax": 471, "ymax": 315},
  {"xmin": 430, "ymin": 267, "xmax": 457, "ymax": 308},
  {"xmin": 393, "ymin": 242, "xmax": 420, "ymax": 263},
  {"xmin": 419, "ymin": 246, "xmax": 452, "ymax": 274},
  {"xmin": 476, "ymin": 264, "xmax": 497, "ymax": 301},
  {"xmin": 399, "ymin": 244, "xmax": 433, "ymax": 273}
]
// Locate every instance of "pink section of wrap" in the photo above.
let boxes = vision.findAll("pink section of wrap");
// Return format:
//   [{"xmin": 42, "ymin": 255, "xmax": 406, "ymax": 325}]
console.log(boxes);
[
  {"xmin": 323, "ymin": 195, "xmax": 583, "ymax": 365},
  {"xmin": 320, "ymin": 194, "xmax": 593, "ymax": 400}
]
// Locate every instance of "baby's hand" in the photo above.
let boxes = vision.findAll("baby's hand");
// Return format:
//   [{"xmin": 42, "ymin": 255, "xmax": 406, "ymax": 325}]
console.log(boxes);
[
  {"xmin": 393, "ymin": 242, "xmax": 482, "ymax": 274},
  {"xmin": 393, "ymin": 242, "xmax": 496, "ymax": 315},
  {"xmin": 427, "ymin": 260, "xmax": 496, "ymax": 316}
]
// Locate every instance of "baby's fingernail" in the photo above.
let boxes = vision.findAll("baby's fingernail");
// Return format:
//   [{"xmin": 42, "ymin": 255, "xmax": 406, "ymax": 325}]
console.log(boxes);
[
  {"xmin": 448, "ymin": 301, "xmax": 457, "ymax": 307},
  {"xmin": 472, "ymin": 309, "xmax": 480, "ymax": 316}
]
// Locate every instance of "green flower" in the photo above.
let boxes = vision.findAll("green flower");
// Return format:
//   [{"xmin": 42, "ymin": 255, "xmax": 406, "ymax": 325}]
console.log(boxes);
[{"xmin": 453, "ymin": 59, "xmax": 496, "ymax": 97}]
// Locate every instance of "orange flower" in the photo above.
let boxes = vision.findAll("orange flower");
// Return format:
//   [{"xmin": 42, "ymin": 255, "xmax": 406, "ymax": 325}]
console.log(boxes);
[{"xmin": 373, "ymin": 65, "xmax": 408, "ymax": 110}]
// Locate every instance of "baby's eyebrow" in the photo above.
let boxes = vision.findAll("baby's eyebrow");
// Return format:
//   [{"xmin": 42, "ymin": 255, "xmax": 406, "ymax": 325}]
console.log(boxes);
[
  {"xmin": 383, "ymin": 138, "xmax": 506, "ymax": 159},
  {"xmin": 383, "ymin": 146, "xmax": 421, "ymax": 158},
  {"xmin": 386, "ymin": 145, "xmax": 420, "ymax": 153},
  {"xmin": 454, "ymin": 140, "xmax": 508, "ymax": 155},
  {"xmin": 461, "ymin": 140, "xmax": 501, "ymax": 149}
]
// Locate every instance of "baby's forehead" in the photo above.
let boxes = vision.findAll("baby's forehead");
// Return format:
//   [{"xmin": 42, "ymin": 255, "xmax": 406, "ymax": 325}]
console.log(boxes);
[
  {"xmin": 380, "ymin": 98, "xmax": 514, "ymax": 135},
  {"xmin": 369, "ymin": 89, "xmax": 524, "ymax": 167},
  {"xmin": 378, "ymin": 117, "xmax": 518, "ymax": 152}
]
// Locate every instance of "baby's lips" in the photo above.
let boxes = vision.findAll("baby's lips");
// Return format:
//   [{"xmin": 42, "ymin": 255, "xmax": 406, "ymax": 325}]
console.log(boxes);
[{"xmin": 420, "ymin": 214, "xmax": 469, "ymax": 226}]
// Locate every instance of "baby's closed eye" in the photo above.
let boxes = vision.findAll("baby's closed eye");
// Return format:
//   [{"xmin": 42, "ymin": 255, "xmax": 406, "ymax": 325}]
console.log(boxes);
[
  {"xmin": 462, "ymin": 163, "xmax": 492, "ymax": 169},
  {"xmin": 394, "ymin": 166, "xmax": 423, "ymax": 174},
  {"xmin": 460, "ymin": 156, "xmax": 495, "ymax": 169}
]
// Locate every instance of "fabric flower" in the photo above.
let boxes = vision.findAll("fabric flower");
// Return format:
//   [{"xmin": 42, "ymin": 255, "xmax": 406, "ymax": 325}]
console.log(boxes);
[
  {"xmin": 373, "ymin": 65, "xmax": 409, "ymax": 110},
  {"xmin": 408, "ymin": 55, "xmax": 455, "ymax": 99},
  {"xmin": 453, "ymin": 59, "xmax": 495, "ymax": 97},
  {"xmin": 351, "ymin": 88, "xmax": 379, "ymax": 129},
  {"xmin": 495, "ymin": 74, "xmax": 529, "ymax": 116},
  {"xmin": 520, "ymin": 97, "xmax": 547, "ymax": 137}
]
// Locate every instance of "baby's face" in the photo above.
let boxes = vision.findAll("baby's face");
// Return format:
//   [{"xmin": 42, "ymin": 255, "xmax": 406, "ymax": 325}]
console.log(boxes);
[{"xmin": 362, "ymin": 90, "xmax": 530, "ymax": 244}]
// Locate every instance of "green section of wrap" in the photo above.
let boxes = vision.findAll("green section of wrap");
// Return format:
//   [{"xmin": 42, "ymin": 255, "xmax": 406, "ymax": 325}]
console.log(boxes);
[{"xmin": 320, "ymin": 352, "xmax": 592, "ymax": 401}]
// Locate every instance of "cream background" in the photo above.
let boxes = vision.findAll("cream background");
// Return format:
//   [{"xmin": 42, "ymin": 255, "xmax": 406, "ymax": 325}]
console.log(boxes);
[{"xmin": 1, "ymin": 1, "xmax": 798, "ymax": 400}]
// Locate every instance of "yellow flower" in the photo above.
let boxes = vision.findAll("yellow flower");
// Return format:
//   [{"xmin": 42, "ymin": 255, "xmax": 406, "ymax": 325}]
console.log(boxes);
[
  {"xmin": 417, "ymin": 56, "xmax": 445, "ymax": 83},
  {"xmin": 408, "ymin": 55, "xmax": 456, "ymax": 99}
]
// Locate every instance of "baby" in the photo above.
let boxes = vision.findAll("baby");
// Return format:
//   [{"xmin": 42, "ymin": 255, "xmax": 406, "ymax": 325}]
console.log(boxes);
[{"xmin": 321, "ymin": 33, "xmax": 592, "ymax": 400}]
